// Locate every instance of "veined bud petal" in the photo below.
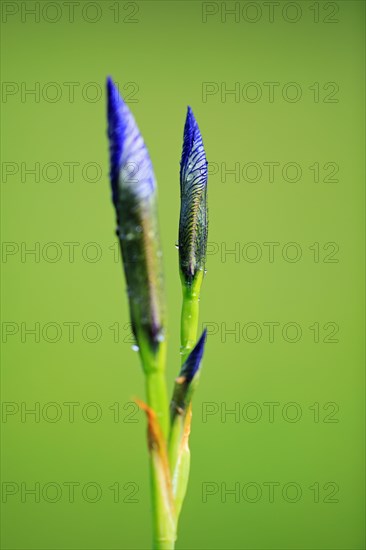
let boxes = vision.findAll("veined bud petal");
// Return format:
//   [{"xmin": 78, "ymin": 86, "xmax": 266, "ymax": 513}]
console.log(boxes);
[
  {"xmin": 106, "ymin": 77, "xmax": 165, "ymax": 358},
  {"xmin": 179, "ymin": 106, "xmax": 208, "ymax": 287}
]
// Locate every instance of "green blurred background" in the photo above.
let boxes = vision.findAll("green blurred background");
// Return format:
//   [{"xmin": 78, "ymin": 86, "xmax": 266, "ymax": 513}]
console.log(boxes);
[{"xmin": 1, "ymin": 1, "xmax": 365, "ymax": 548}]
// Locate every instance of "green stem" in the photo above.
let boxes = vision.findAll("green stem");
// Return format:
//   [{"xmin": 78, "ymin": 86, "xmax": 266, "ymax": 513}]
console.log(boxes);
[
  {"xmin": 145, "ymin": 369, "xmax": 169, "ymax": 440},
  {"xmin": 141, "ymin": 344, "xmax": 175, "ymax": 549},
  {"xmin": 138, "ymin": 334, "xmax": 169, "ymax": 439},
  {"xmin": 168, "ymin": 412, "xmax": 191, "ymax": 520},
  {"xmin": 180, "ymin": 271, "xmax": 203, "ymax": 363},
  {"xmin": 153, "ymin": 539, "xmax": 175, "ymax": 550},
  {"xmin": 168, "ymin": 417, "xmax": 182, "ymax": 476},
  {"xmin": 149, "ymin": 451, "xmax": 176, "ymax": 550}
]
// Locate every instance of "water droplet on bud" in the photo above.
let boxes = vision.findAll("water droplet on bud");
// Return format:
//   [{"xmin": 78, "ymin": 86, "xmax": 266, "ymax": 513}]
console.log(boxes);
[{"xmin": 131, "ymin": 344, "xmax": 139, "ymax": 352}]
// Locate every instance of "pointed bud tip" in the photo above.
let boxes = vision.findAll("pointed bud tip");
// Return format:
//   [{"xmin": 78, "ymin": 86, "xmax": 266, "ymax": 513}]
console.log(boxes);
[
  {"xmin": 106, "ymin": 75, "xmax": 114, "ymax": 90},
  {"xmin": 106, "ymin": 75, "xmax": 156, "ymax": 207},
  {"xmin": 181, "ymin": 329, "xmax": 207, "ymax": 383},
  {"xmin": 183, "ymin": 105, "xmax": 201, "ymax": 146},
  {"xmin": 107, "ymin": 76, "xmax": 123, "ymax": 114},
  {"xmin": 186, "ymin": 105, "xmax": 194, "ymax": 121}
]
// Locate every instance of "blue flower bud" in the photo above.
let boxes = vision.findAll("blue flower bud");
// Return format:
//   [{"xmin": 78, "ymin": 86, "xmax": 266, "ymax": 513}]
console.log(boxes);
[
  {"xmin": 106, "ymin": 77, "xmax": 165, "ymax": 359},
  {"xmin": 179, "ymin": 107, "xmax": 208, "ymax": 286}
]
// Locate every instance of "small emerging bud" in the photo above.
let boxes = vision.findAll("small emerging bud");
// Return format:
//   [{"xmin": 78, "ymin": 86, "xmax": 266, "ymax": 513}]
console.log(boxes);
[
  {"xmin": 170, "ymin": 329, "xmax": 207, "ymax": 420},
  {"xmin": 169, "ymin": 329, "xmax": 207, "ymax": 517},
  {"xmin": 106, "ymin": 77, "xmax": 165, "ymax": 361},
  {"xmin": 179, "ymin": 107, "xmax": 208, "ymax": 286}
]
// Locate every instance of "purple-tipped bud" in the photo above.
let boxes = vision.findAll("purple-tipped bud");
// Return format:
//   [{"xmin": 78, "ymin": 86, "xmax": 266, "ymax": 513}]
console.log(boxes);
[
  {"xmin": 179, "ymin": 107, "xmax": 208, "ymax": 286},
  {"xmin": 107, "ymin": 76, "xmax": 155, "ymax": 208},
  {"xmin": 170, "ymin": 329, "xmax": 207, "ymax": 418},
  {"xmin": 180, "ymin": 328, "xmax": 207, "ymax": 383},
  {"xmin": 106, "ymin": 77, "xmax": 165, "ymax": 360}
]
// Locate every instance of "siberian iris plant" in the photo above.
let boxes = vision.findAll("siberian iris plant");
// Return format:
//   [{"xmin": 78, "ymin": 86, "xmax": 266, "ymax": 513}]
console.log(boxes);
[{"xmin": 106, "ymin": 77, "xmax": 208, "ymax": 550}]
